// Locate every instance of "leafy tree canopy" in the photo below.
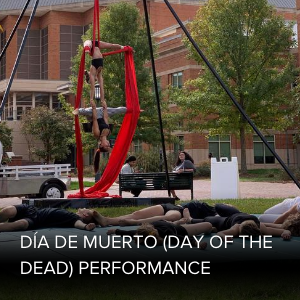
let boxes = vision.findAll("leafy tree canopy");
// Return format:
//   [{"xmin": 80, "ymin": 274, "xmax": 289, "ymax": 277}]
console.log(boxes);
[
  {"xmin": 21, "ymin": 106, "xmax": 73, "ymax": 163},
  {"xmin": 0, "ymin": 122, "xmax": 13, "ymax": 150},
  {"xmin": 169, "ymin": 0, "xmax": 298, "ymax": 172}
]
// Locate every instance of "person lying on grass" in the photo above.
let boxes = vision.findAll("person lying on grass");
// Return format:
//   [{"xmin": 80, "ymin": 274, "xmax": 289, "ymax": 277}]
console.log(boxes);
[
  {"xmin": 92, "ymin": 202, "xmax": 218, "ymax": 227},
  {"xmin": 106, "ymin": 220, "xmax": 212, "ymax": 250},
  {"xmin": 92, "ymin": 203, "xmax": 188, "ymax": 227},
  {"xmin": 0, "ymin": 205, "xmax": 96, "ymax": 232},
  {"xmin": 216, "ymin": 220, "xmax": 292, "ymax": 241},
  {"xmin": 259, "ymin": 196, "xmax": 300, "ymax": 223},
  {"xmin": 178, "ymin": 204, "xmax": 295, "ymax": 241}
]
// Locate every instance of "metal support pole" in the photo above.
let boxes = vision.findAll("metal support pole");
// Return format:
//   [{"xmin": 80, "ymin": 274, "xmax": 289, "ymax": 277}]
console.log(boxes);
[
  {"xmin": 163, "ymin": 0, "xmax": 300, "ymax": 189},
  {"xmin": 0, "ymin": 0, "xmax": 40, "ymax": 119},
  {"xmin": 142, "ymin": 0, "xmax": 171, "ymax": 196}
]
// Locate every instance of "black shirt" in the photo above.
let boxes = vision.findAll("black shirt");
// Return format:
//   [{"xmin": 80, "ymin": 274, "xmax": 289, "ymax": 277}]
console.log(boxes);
[{"xmin": 115, "ymin": 220, "xmax": 193, "ymax": 245}]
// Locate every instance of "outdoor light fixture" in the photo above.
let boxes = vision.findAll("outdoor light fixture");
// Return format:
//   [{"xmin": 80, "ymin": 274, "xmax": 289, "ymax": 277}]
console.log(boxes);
[{"xmin": 94, "ymin": 83, "xmax": 101, "ymax": 104}]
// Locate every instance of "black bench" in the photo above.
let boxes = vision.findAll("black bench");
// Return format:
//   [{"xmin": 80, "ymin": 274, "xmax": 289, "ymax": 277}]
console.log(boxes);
[{"xmin": 119, "ymin": 172, "xmax": 194, "ymax": 200}]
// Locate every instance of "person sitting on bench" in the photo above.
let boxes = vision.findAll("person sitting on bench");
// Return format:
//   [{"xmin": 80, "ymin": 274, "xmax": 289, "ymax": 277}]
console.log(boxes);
[
  {"xmin": 120, "ymin": 156, "xmax": 142, "ymax": 197},
  {"xmin": 0, "ymin": 204, "xmax": 96, "ymax": 232},
  {"xmin": 171, "ymin": 151, "xmax": 196, "ymax": 200}
]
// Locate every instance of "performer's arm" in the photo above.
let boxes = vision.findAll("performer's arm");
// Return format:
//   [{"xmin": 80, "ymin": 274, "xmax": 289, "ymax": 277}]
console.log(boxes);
[
  {"xmin": 274, "ymin": 204, "xmax": 298, "ymax": 224},
  {"xmin": 100, "ymin": 41, "xmax": 124, "ymax": 50}
]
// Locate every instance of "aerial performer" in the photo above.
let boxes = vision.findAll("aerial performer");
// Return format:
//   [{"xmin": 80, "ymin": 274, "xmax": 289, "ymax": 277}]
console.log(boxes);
[
  {"xmin": 83, "ymin": 39, "xmax": 124, "ymax": 102},
  {"xmin": 74, "ymin": 39, "xmax": 126, "ymax": 174},
  {"xmin": 69, "ymin": 0, "xmax": 140, "ymax": 198},
  {"xmin": 90, "ymin": 98, "xmax": 112, "ymax": 173}
]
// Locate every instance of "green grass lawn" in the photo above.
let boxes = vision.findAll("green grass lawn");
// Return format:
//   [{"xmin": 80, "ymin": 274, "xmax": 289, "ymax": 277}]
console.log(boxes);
[
  {"xmin": 70, "ymin": 181, "xmax": 94, "ymax": 190},
  {"xmin": 69, "ymin": 169, "xmax": 287, "ymax": 215},
  {"xmin": 239, "ymin": 168, "xmax": 285, "ymax": 182},
  {"xmin": 71, "ymin": 168, "xmax": 293, "ymax": 185},
  {"xmin": 198, "ymin": 168, "xmax": 289, "ymax": 182},
  {"xmin": 71, "ymin": 169, "xmax": 291, "ymax": 191},
  {"xmin": 68, "ymin": 198, "xmax": 282, "ymax": 216},
  {"xmin": 3, "ymin": 174, "xmax": 297, "ymax": 299}
]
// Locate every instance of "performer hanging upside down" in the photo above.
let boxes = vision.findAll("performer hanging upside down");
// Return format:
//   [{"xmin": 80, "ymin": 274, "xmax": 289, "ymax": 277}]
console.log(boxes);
[
  {"xmin": 83, "ymin": 39, "xmax": 124, "ymax": 102},
  {"xmin": 73, "ymin": 105, "xmax": 127, "ymax": 122},
  {"xmin": 90, "ymin": 98, "xmax": 112, "ymax": 173},
  {"xmin": 73, "ymin": 104, "xmax": 127, "ymax": 134}
]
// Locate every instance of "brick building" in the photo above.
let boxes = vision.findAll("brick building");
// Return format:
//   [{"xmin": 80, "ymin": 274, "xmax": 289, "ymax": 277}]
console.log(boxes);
[{"xmin": 0, "ymin": 0, "xmax": 299, "ymax": 169}]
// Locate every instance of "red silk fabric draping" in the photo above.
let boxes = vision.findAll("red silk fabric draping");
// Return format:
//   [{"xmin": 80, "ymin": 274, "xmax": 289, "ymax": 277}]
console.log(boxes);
[
  {"xmin": 74, "ymin": 49, "xmax": 86, "ymax": 196},
  {"xmin": 68, "ymin": 46, "xmax": 140, "ymax": 198},
  {"xmin": 92, "ymin": 0, "xmax": 100, "ymax": 56}
]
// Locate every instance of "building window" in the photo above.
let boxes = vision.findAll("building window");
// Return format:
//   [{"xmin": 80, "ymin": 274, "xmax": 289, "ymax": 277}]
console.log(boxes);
[
  {"xmin": 51, "ymin": 94, "xmax": 60, "ymax": 109},
  {"xmin": 17, "ymin": 29, "xmax": 41, "ymax": 79},
  {"xmin": 35, "ymin": 93, "xmax": 50, "ymax": 108},
  {"xmin": 0, "ymin": 30, "xmax": 6, "ymax": 80},
  {"xmin": 177, "ymin": 121, "xmax": 183, "ymax": 129},
  {"xmin": 60, "ymin": 25, "xmax": 84, "ymax": 80},
  {"xmin": 171, "ymin": 72, "xmax": 183, "ymax": 88},
  {"xmin": 134, "ymin": 140, "xmax": 142, "ymax": 153},
  {"xmin": 84, "ymin": 24, "xmax": 91, "ymax": 34},
  {"xmin": 292, "ymin": 22, "xmax": 298, "ymax": 47},
  {"xmin": 174, "ymin": 135, "xmax": 184, "ymax": 154},
  {"xmin": 285, "ymin": 21, "xmax": 298, "ymax": 48},
  {"xmin": 208, "ymin": 135, "xmax": 231, "ymax": 160},
  {"xmin": 41, "ymin": 27, "xmax": 48, "ymax": 80},
  {"xmin": 16, "ymin": 93, "xmax": 32, "ymax": 119},
  {"xmin": 253, "ymin": 135, "xmax": 275, "ymax": 164}
]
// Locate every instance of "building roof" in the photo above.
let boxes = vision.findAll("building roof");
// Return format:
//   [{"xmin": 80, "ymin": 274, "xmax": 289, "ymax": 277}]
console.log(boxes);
[
  {"xmin": 268, "ymin": 0, "xmax": 296, "ymax": 9},
  {"xmin": 0, "ymin": 0, "xmax": 136, "ymax": 20},
  {"xmin": 0, "ymin": 0, "xmax": 93, "ymax": 11},
  {"xmin": 0, "ymin": 0, "xmax": 296, "ymax": 11}
]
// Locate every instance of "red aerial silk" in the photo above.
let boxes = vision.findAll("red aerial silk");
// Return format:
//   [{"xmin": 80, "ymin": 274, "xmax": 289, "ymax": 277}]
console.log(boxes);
[
  {"xmin": 73, "ymin": 48, "xmax": 86, "ymax": 196},
  {"xmin": 68, "ymin": 46, "xmax": 140, "ymax": 198},
  {"xmin": 92, "ymin": 0, "xmax": 100, "ymax": 56}
]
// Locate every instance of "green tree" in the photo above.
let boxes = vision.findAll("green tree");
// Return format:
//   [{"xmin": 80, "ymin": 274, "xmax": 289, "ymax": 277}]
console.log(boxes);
[
  {"xmin": 170, "ymin": 0, "xmax": 297, "ymax": 173},
  {"xmin": 0, "ymin": 121, "xmax": 13, "ymax": 150},
  {"xmin": 70, "ymin": 2, "xmax": 160, "ymax": 149},
  {"xmin": 21, "ymin": 107, "xmax": 73, "ymax": 163}
]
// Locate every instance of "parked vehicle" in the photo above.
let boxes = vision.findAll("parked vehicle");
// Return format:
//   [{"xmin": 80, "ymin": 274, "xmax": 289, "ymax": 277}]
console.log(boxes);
[{"xmin": 0, "ymin": 142, "xmax": 71, "ymax": 198}]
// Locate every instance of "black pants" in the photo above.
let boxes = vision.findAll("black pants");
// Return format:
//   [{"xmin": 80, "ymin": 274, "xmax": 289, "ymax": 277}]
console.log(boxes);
[
  {"xmin": 130, "ymin": 189, "xmax": 142, "ymax": 197},
  {"xmin": 181, "ymin": 201, "xmax": 216, "ymax": 219},
  {"xmin": 191, "ymin": 204, "xmax": 241, "ymax": 225}
]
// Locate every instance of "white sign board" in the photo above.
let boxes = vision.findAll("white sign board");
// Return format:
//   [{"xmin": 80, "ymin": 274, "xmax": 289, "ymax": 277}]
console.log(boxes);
[{"xmin": 211, "ymin": 157, "xmax": 240, "ymax": 199}]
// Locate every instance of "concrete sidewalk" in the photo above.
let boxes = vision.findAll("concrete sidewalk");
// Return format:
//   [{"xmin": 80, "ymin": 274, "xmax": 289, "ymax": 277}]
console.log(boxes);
[{"xmin": 0, "ymin": 179, "xmax": 299, "ymax": 208}]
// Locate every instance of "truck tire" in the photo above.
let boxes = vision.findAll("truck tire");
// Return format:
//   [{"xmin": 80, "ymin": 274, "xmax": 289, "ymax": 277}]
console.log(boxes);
[{"xmin": 42, "ymin": 183, "xmax": 64, "ymax": 198}]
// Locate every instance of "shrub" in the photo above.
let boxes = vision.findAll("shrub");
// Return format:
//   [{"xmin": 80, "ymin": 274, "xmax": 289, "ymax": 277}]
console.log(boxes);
[
  {"xmin": 0, "ymin": 122, "xmax": 13, "ymax": 150},
  {"xmin": 195, "ymin": 161, "xmax": 211, "ymax": 178},
  {"xmin": 133, "ymin": 149, "xmax": 177, "ymax": 173},
  {"xmin": 279, "ymin": 168, "xmax": 300, "ymax": 182}
]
